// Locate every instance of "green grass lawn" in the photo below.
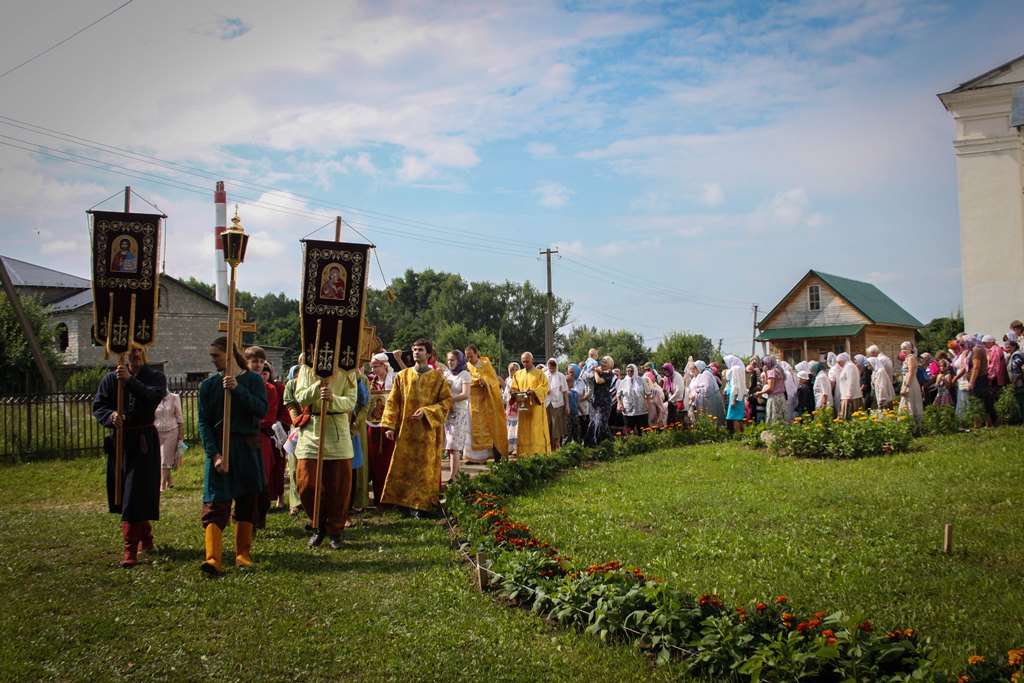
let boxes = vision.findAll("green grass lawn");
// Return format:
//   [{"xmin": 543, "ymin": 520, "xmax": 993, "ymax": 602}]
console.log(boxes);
[
  {"xmin": 0, "ymin": 453, "xmax": 674, "ymax": 682},
  {"xmin": 502, "ymin": 428, "xmax": 1024, "ymax": 674}
]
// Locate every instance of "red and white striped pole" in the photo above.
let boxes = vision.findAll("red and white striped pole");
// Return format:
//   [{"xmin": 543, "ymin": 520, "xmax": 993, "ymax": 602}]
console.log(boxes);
[{"xmin": 214, "ymin": 181, "xmax": 229, "ymax": 304}]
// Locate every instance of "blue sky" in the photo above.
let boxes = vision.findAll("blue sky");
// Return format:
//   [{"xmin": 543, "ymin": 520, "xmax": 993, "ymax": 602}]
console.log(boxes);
[{"xmin": 1, "ymin": 1, "xmax": 1021, "ymax": 356}]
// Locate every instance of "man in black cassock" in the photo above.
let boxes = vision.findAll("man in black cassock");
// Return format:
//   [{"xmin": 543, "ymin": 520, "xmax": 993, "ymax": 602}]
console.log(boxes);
[{"xmin": 93, "ymin": 343, "xmax": 166, "ymax": 567}]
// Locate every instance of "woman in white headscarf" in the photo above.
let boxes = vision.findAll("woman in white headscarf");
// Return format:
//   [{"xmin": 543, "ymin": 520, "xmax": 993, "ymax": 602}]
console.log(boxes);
[
  {"xmin": 688, "ymin": 360, "xmax": 726, "ymax": 426},
  {"xmin": 836, "ymin": 352, "xmax": 863, "ymax": 419},
  {"xmin": 504, "ymin": 362, "xmax": 520, "ymax": 455},
  {"xmin": 810, "ymin": 361, "xmax": 831, "ymax": 410},
  {"xmin": 827, "ymin": 352, "xmax": 842, "ymax": 412},
  {"xmin": 779, "ymin": 360, "xmax": 798, "ymax": 420},
  {"xmin": 722, "ymin": 355, "xmax": 748, "ymax": 433},
  {"xmin": 869, "ymin": 346, "xmax": 895, "ymax": 410},
  {"xmin": 616, "ymin": 363, "xmax": 650, "ymax": 435}
]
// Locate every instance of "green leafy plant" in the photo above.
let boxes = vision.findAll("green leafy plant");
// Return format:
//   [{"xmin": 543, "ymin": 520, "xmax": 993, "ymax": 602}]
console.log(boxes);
[
  {"xmin": 994, "ymin": 387, "xmax": 1020, "ymax": 425},
  {"xmin": 958, "ymin": 396, "xmax": 987, "ymax": 429},
  {"xmin": 921, "ymin": 404, "xmax": 959, "ymax": 435},
  {"xmin": 764, "ymin": 407, "xmax": 914, "ymax": 459}
]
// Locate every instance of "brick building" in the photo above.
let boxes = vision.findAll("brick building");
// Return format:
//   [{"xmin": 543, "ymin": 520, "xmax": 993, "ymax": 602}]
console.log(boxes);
[{"xmin": 2, "ymin": 255, "xmax": 286, "ymax": 384}]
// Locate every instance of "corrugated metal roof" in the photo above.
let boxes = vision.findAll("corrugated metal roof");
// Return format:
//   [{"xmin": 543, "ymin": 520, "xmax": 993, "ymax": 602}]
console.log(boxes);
[
  {"xmin": 755, "ymin": 324, "xmax": 864, "ymax": 342},
  {"xmin": 0, "ymin": 254, "xmax": 90, "ymax": 289},
  {"xmin": 812, "ymin": 271, "xmax": 923, "ymax": 327},
  {"xmin": 49, "ymin": 289, "xmax": 93, "ymax": 312}
]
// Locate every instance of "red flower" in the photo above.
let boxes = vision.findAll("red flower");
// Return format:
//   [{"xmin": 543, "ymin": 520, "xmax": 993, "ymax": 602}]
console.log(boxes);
[
  {"xmin": 858, "ymin": 621, "xmax": 874, "ymax": 633},
  {"xmin": 755, "ymin": 602, "xmax": 767, "ymax": 611},
  {"xmin": 775, "ymin": 595, "xmax": 788, "ymax": 604}
]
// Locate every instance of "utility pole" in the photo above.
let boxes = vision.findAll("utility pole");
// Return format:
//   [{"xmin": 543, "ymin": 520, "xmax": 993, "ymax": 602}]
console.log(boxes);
[
  {"xmin": 540, "ymin": 247, "xmax": 558, "ymax": 360},
  {"xmin": 750, "ymin": 303, "xmax": 759, "ymax": 358}
]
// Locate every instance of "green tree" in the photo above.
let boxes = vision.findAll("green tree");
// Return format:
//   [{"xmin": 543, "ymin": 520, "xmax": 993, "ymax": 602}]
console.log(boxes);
[
  {"xmin": 179, "ymin": 276, "xmax": 215, "ymax": 298},
  {"xmin": 232, "ymin": 290, "xmax": 301, "ymax": 366},
  {"xmin": 652, "ymin": 331, "xmax": 715, "ymax": 369},
  {"xmin": 433, "ymin": 322, "xmax": 509, "ymax": 370},
  {"xmin": 564, "ymin": 326, "xmax": 649, "ymax": 369},
  {"xmin": 0, "ymin": 293, "xmax": 60, "ymax": 393},
  {"xmin": 917, "ymin": 313, "xmax": 964, "ymax": 356},
  {"xmin": 363, "ymin": 269, "xmax": 571, "ymax": 358}
]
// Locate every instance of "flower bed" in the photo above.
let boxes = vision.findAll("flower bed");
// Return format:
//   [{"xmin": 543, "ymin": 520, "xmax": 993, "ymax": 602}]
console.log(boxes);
[
  {"xmin": 444, "ymin": 417, "xmax": 1024, "ymax": 681},
  {"xmin": 743, "ymin": 407, "xmax": 915, "ymax": 458}
]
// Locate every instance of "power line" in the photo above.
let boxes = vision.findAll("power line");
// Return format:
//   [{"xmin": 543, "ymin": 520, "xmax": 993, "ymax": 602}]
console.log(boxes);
[
  {"xmin": 0, "ymin": 114, "xmax": 545, "ymax": 252},
  {"xmin": 0, "ymin": 0, "xmax": 137, "ymax": 81},
  {"xmin": 559, "ymin": 250, "xmax": 750, "ymax": 309},
  {"xmin": 0, "ymin": 115, "xmax": 755, "ymax": 312}
]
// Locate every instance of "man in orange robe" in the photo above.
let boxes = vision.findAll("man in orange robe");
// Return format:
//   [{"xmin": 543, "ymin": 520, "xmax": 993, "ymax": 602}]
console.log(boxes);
[
  {"xmin": 380, "ymin": 339, "xmax": 452, "ymax": 516},
  {"xmin": 463, "ymin": 344, "xmax": 509, "ymax": 463},
  {"xmin": 510, "ymin": 351, "xmax": 550, "ymax": 456}
]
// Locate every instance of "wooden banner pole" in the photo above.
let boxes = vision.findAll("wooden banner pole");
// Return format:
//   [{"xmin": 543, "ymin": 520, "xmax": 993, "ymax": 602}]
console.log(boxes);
[
  {"xmin": 114, "ymin": 348, "xmax": 126, "ymax": 506},
  {"xmin": 222, "ymin": 262, "xmax": 238, "ymax": 472},
  {"xmin": 312, "ymin": 319, "xmax": 326, "ymax": 530},
  {"xmin": 311, "ymin": 217, "xmax": 345, "ymax": 532}
]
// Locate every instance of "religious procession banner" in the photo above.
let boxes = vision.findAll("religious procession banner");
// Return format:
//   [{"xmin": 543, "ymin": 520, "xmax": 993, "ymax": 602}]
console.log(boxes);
[
  {"xmin": 300, "ymin": 239, "xmax": 371, "ymax": 377},
  {"xmin": 88, "ymin": 211, "xmax": 163, "ymax": 355}
]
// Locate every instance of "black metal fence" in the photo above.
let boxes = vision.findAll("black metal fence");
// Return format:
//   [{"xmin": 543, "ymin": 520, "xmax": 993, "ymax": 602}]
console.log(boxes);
[{"xmin": 1, "ymin": 383, "xmax": 200, "ymax": 462}]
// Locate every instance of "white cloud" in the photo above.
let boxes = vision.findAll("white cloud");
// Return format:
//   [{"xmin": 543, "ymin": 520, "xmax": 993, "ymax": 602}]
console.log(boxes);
[
  {"xmin": 535, "ymin": 182, "xmax": 572, "ymax": 208},
  {"xmin": 747, "ymin": 188, "xmax": 826, "ymax": 233},
  {"xmin": 396, "ymin": 156, "xmax": 434, "ymax": 183},
  {"xmin": 699, "ymin": 182, "xmax": 725, "ymax": 207},
  {"xmin": 527, "ymin": 142, "xmax": 557, "ymax": 158}
]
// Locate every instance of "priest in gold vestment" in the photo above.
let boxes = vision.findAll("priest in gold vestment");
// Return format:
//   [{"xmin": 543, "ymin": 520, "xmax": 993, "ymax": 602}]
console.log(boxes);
[
  {"xmin": 380, "ymin": 339, "xmax": 453, "ymax": 514},
  {"xmin": 510, "ymin": 351, "xmax": 550, "ymax": 456},
  {"xmin": 463, "ymin": 344, "xmax": 509, "ymax": 463}
]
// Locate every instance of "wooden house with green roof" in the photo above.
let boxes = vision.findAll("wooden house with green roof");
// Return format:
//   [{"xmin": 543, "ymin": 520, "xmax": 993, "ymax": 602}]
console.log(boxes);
[{"xmin": 755, "ymin": 270, "xmax": 923, "ymax": 364}]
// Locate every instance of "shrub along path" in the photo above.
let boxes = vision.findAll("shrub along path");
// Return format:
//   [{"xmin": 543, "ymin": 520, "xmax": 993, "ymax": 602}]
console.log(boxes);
[
  {"xmin": 495, "ymin": 429, "xmax": 1024, "ymax": 676},
  {"xmin": 0, "ymin": 452, "xmax": 675, "ymax": 682}
]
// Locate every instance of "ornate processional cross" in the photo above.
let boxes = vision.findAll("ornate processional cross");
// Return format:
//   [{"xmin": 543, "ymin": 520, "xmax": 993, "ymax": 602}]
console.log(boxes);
[{"xmin": 218, "ymin": 307, "xmax": 257, "ymax": 356}]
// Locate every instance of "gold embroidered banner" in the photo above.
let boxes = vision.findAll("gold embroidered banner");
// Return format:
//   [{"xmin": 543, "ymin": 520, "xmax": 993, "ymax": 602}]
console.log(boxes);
[
  {"xmin": 88, "ymin": 211, "xmax": 163, "ymax": 355},
  {"xmin": 300, "ymin": 239, "xmax": 370, "ymax": 377}
]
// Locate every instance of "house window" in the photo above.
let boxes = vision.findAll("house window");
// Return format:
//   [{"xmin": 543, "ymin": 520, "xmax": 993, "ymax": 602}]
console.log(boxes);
[
  {"xmin": 55, "ymin": 323, "xmax": 69, "ymax": 352},
  {"xmin": 808, "ymin": 285, "xmax": 820, "ymax": 311}
]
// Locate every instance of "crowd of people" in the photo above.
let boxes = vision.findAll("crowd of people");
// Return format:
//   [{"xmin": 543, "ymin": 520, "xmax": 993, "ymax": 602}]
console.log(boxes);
[{"xmin": 90, "ymin": 318, "xmax": 1023, "ymax": 572}]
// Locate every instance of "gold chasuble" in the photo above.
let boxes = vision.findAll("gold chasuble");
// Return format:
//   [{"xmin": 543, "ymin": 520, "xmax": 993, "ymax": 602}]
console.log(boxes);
[
  {"xmin": 379, "ymin": 368, "xmax": 453, "ymax": 511},
  {"xmin": 511, "ymin": 366, "xmax": 550, "ymax": 456},
  {"xmin": 467, "ymin": 357, "xmax": 509, "ymax": 458}
]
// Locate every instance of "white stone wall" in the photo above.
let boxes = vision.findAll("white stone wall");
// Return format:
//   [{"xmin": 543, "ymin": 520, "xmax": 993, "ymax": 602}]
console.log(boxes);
[{"xmin": 940, "ymin": 62, "xmax": 1024, "ymax": 336}]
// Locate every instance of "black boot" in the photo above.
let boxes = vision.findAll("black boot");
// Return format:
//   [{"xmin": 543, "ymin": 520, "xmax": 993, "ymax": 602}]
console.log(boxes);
[
  {"xmin": 307, "ymin": 529, "xmax": 325, "ymax": 547},
  {"xmin": 328, "ymin": 533, "xmax": 343, "ymax": 550}
]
